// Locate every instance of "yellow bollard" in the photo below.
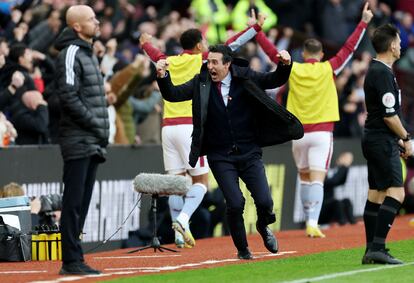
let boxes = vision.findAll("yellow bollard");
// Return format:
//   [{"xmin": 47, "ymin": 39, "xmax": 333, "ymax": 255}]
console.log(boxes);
[
  {"xmin": 47, "ymin": 233, "xmax": 62, "ymax": 260},
  {"xmin": 32, "ymin": 233, "xmax": 49, "ymax": 260}
]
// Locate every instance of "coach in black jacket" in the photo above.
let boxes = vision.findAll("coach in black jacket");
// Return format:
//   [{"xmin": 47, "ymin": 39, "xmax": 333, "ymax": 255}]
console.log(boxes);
[
  {"xmin": 156, "ymin": 44, "xmax": 303, "ymax": 259},
  {"xmin": 54, "ymin": 5, "xmax": 108, "ymax": 275}
]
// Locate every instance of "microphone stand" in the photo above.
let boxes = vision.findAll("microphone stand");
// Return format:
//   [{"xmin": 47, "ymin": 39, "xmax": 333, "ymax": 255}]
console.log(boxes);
[{"xmin": 128, "ymin": 194, "xmax": 178, "ymax": 253}]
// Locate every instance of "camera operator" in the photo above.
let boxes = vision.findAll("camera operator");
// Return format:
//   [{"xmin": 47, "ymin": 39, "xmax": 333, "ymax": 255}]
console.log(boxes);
[
  {"xmin": 0, "ymin": 182, "xmax": 62, "ymax": 228},
  {"xmin": 32, "ymin": 194, "xmax": 62, "ymax": 227}
]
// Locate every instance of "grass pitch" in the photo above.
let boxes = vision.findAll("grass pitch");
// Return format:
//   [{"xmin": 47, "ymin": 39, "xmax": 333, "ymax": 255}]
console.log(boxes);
[{"xmin": 108, "ymin": 239, "xmax": 414, "ymax": 283}]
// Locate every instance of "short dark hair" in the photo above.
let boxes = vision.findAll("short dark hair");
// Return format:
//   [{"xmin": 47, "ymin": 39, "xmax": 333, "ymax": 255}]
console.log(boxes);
[
  {"xmin": 180, "ymin": 29, "xmax": 202, "ymax": 50},
  {"xmin": 208, "ymin": 44, "xmax": 233, "ymax": 64},
  {"xmin": 9, "ymin": 43, "xmax": 27, "ymax": 63},
  {"xmin": 303, "ymin": 39, "xmax": 322, "ymax": 54},
  {"xmin": 372, "ymin": 24, "xmax": 400, "ymax": 54}
]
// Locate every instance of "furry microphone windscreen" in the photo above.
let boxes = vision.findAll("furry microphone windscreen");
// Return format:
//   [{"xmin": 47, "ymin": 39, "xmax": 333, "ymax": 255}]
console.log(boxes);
[{"xmin": 133, "ymin": 173, "xmax": 191, "ymax": 196}]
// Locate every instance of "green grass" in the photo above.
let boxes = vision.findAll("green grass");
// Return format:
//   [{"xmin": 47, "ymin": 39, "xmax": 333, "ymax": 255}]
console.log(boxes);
[{"xmin": 107, "ymin": 240, "xmax": 414, "ymax": 283}]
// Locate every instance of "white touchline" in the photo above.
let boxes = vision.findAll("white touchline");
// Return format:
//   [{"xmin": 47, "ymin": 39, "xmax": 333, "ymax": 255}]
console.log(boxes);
[
  {"xmin": 105, "ymin": 251, "xmax": 298, "ymax": 272},
  {"xmin": 94, "ymin": 254, "xmax": 182, "ymax": 259},
  {"xmin": 0, "ymin": 270, "xmax": 47, "ymax": 274},
  {"xmin": 28, "ymin": 271, "xmax": 138, "ymax": 283},
  {"xmin": 280, "ymin": 261, "xmax": 414, "ymax": 283},
  {"xmin": 25, "ymin": 250, "xmax": 298, "ymax": 283}
]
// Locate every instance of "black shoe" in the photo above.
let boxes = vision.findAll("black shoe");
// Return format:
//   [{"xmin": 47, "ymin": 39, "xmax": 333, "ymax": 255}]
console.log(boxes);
[
  {"xmin": 363, "ymin": 249, "xmax": 403, "ymax": 265},
  {"xmin": 237, "ymin": 248, "xmax": 253, "ymax": 260},
  {"xmin": 256, "ymin": 223, "xmax": 278, "ymax": 253},
  {"xmin": 59, "ymin": 261, "xmax": 101, "ymax": 275},
  {"xmin": 361, "ymin": 253, "xmax": 370, "ymax": 264}
]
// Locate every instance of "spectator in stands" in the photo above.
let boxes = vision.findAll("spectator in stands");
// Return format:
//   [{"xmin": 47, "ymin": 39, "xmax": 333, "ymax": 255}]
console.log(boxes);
[
  {"xmin": 397, "ymin": 44, "xmax": 414, "ymax": 71},
  {"xmin": 13, "ymin": 90, "xmax": 49, "ymax": 145},
  {"xmin": 109, "ymin": 54, "xmax": 150, "ymax": 144},
  {"xmin": 335, "ymin": 55, "xmax": 371, "ymax": 138},
  {"xmin": 0, "ymin": 43, "xmax": 50, "ymax": 144},
  {"xmin": 190, "ymin": 0, "xmax": 230, "ymax": 44},
  {"xmin": 319, "ymin": 0, "xmax": 360, "ymax": 45},
  {"xmin": 27, "ymin": 9, "xmax": 62, "ymax": 54},
  {"xmin": 129, "ymin": 84, "xmax": 161, "ymax": 128},
  {"xmin": 0, "ymin": 70, "xmax": 24, "ymax": 112},
  {"xmin": 101, "ymin": 38, "xmax": 118, "ymax": 80},
  {"xmin": 403, "ymin": 156, "xmax": 414, "ymax": 214},
  {"xmin": 0, "ymin": 37, "xmax": 9, "ymax": 69},
  {"xmin": 395, "ymin": 11, "xmax": 414, "ymax": 53},
  {"xmin": 232, "ymin": 0, "xmax": 277, "ymax": 33},
  {"xmin": 0, "ymin": 182, "xmax": 25, "ymax": 198},
  {"xmin": 0, "ymin": 182, "xmax": 61, "ymax": 227},
  {"xmin": 0, "ymin": 43, "xmax": 34, "ymax": 91},
  {"xmin": 358, "ymin": 0, "xmax": 392, "ymax": 55},
  {"xmin": 0, "ymin": 112, "xmax": 17, "ymax": 146},
  {"xmin": 135, "ymin": 81, "xmax": 163, "ymax": 145},
  {"xmin": 104, "ymin": 81, "xmax": 117, "ymax": 144},
  {"xmin": 320, "ymin": 152, "xmax": 356, "ymax": 226}
]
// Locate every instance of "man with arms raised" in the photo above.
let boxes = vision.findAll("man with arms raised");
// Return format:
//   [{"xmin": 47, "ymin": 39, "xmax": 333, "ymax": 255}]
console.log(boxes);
[
  {"xmin": 255, "ymin": 2, "xmax": 373, "ymax": 238},
  {"xmin": 155, "ymin": 45, "xmax": 302, "ymax": 259},
  {"xmin": 140, "ymin": 13, "xmax": 265, "ymax": 248}
]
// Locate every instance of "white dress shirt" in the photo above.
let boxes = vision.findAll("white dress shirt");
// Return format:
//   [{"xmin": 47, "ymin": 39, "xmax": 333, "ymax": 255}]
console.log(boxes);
[{"xmin": 219, "ymin": 72, "xmax": 232, "ymax": 106}]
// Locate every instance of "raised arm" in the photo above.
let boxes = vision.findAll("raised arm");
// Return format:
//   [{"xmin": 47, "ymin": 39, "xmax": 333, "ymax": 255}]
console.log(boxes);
[
  {"xmin": 328, "ymin": 2, "xmax": 373, "ymax": 75},
  {"xmin": 254, "ymin": 9, "xmax": 281, "ymax": 64},
  {"xmin": 255, "ymin": 30, "xmax": 280, "ymax": 64},
  {"xmin": 225, "ymin": 24, "xmax": 261, "ymax": 52},
  {"xmin": 156, "ymin": 59, "xmax": 195, "ymax": 102},
  {"xmin": 140, "ymin": 33, "xmax": 167, "ymax": 62},
  {"xmin": 248, "ymin": 50, "xmax": 292, "ymax": 89}
]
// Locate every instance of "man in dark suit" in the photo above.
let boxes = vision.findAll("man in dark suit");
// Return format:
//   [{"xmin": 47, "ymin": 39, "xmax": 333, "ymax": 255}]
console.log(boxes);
[{"xmin": 156, "ymin": 44, "xmax": 303, "ymax": 259}]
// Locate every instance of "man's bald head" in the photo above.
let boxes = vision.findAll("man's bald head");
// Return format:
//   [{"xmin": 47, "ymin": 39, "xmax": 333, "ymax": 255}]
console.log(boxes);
[
  {"xmin": 66, "ymin": 5, "xmax": 93, "ymax": 27},
  {"xmin": 65, "ymin": 5, "xmax": 100, "ymax": 42}
]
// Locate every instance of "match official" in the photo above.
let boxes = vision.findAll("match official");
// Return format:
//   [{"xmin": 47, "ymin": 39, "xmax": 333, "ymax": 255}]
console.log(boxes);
[{"xmin": 361, "ymin": 23, "xmax": 412, "ymax": 265}]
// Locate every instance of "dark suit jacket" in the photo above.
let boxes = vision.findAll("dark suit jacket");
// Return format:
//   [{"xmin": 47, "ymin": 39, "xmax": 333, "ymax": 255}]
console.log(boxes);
[{"xmin": 157, "ymin": 58, "xmax": 304, "ymax": 167}]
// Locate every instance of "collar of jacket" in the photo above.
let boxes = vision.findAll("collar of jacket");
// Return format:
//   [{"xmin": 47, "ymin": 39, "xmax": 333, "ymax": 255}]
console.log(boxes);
[{"xmin": 54, "ymin": 27, "xmax": 93, "ymax": 52}]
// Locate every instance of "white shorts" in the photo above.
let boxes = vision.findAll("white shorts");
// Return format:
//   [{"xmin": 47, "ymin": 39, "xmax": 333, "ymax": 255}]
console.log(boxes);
[
  {"xmin": 292, "ymin": 131, "xmax": 333, "ymax": 173},
  {"xmin": 162, "ymin": 124, "xmax": 209, "ymax": 176}
]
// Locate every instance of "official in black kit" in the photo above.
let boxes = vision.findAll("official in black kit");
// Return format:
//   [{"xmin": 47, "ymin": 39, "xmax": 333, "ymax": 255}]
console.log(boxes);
[{"xmin": 361, "ymin": 24, "xmax": 412, "ymax": 265}]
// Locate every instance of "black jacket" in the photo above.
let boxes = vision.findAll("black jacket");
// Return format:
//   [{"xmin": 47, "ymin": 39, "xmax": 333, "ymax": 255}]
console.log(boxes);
[
  {"xmin": 0, "ymin": 62, "xmax": 37, "ymax": 115},
  {"xmin": 54, "ymin": 28, "xmax": 109, "ymax": 161},
  {"xmin": 0, "ymin": 62, "xmax": 49, "ymax": 145},
  {"xmin": 157, "ymin": 59, "xmax": 304, "ymax": 167},
  {"xmin": 13, "ymin": 105, "xmax": 49, "ymax": 145}
]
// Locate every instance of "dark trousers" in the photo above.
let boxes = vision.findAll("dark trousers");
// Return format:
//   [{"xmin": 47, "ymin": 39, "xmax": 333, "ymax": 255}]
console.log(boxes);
[
  {"xmin": 209, "ymin": 154, "xmax": 275, "ymax": 251},
  {"xmin": 61, "ymin": 156, "xmax": 99, "ymax": 263}
]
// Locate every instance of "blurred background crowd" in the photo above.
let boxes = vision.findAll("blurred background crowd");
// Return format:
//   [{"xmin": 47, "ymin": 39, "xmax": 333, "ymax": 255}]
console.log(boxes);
[
  {"xmin": 1, "ymin": 0, "xmax": 414, "ymax": 240},
  {"xmin": 1, "ymin": 0, "xmax": 414, "ymax": 148}
]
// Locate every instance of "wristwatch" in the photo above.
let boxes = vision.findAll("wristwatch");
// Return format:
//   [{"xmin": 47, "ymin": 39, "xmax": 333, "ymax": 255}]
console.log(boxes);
[{"xmin": 402, "ymin": 133, "xmax": 411, "ymax": 142}]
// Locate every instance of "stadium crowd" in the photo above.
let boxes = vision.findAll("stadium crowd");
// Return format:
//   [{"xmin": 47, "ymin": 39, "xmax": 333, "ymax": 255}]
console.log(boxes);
[{"xmin": 0, "ymin": 0, "xmax": 413, "ymax": 147}]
